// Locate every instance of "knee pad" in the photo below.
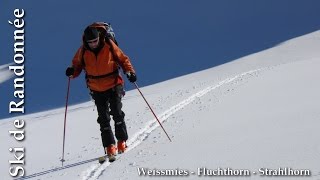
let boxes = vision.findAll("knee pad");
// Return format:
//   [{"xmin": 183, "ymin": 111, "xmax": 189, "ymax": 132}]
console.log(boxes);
[{"xmin": 97, "ymin": 116, "xmax": 110, "ymax": 124}]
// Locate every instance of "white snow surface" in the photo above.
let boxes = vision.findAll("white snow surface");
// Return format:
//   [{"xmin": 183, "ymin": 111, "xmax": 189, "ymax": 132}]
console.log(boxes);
[
  {"xmin": 0, "ymin": 63, "xmax": 14, "ymax": 84},
  {"xmin": 1, "ymin": 31, "xmax": 320, "ymax": 180}
]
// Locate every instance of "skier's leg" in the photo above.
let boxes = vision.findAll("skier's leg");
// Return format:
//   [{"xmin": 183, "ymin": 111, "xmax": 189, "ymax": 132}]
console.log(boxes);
[
  {"xmin": 91, "ymin": 91, "xmax": 116, "ymax": 148},
  {"xmin": 110, "ymin": 85, "xmax": 128, "ymax": 141}
]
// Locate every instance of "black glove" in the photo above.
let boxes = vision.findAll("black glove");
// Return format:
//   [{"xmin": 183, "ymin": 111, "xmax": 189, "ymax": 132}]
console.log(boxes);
[
  {"xmin": 126, "ymin": 72, "xmax": 137, "ymax": 83},
  {"xmin": 65, "ymin": 67, "xmax": 74, "ymax": 77}
]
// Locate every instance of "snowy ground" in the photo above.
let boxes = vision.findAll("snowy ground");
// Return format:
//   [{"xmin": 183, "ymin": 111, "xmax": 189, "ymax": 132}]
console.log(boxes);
[{"xmin": 1, "ymin": 31, "xmax": 320, "ymax": 180}]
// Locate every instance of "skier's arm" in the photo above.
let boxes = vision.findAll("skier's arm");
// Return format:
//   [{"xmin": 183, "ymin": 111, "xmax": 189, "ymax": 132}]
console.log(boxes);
[
  {"xmin": 109, "ymin": 40, "xmax": 135, "ymax": 73},
  {"xmin": 71, "ymin": 47, "xmax": 84, "ymax": 78}
]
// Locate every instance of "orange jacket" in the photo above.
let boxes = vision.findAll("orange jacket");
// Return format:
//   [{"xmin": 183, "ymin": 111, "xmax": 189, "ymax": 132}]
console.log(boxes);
[{"xmin": 71, "ymin": 39, "xmax": 135, "ymax": 92}]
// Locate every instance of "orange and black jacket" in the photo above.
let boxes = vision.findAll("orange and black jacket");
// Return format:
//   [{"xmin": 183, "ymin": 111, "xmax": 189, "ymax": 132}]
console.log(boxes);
[{"xmin": 71, "ymin": 38, "xmax": 135, "ymax": 92}]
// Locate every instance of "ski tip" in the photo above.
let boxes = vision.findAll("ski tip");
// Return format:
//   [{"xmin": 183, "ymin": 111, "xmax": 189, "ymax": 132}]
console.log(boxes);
[
  {"xmin": 98, "ymin": 156, "xmax": 116, "ymax": 163},
  {"xmin": 98, "ymin": 156, "xmax": 106, "ymax": 164},
  {"xmin": 108, "ymin": 155, "xmax": 116, "ymax": 162}
]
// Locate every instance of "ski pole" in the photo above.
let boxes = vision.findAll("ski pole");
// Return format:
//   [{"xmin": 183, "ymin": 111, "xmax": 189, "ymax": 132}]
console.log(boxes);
[
  {"xmin": 61, "ymin": 77, "xmax": 71, "ymax": 166},
  {"xmin": 133, "ymin": 82, "xmax": 172, "ymax": 142}
]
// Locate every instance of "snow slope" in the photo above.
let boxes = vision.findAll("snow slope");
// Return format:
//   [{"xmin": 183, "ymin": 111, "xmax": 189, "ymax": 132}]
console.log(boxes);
[
  {"xmin": 1, "ymin": 30, "xmax": 320, "ymax": 180},
  {"xmin": 0, "ymin": 63, "xmax": 14, "ymax": 84}
]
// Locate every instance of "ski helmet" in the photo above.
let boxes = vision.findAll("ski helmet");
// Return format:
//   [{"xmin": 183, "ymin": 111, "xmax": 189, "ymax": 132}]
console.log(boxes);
[{"xmin": 84, "ymin": 27, "xmax": 99, "ymax": 41}]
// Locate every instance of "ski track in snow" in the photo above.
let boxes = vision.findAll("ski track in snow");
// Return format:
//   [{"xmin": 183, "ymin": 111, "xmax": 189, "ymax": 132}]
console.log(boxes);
[{"xmin": 82, "ymin": 67, "xmax": 265, "ymax": 180}]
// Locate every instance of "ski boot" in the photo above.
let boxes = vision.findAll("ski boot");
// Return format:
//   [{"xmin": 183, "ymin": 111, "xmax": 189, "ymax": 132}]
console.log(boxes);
[
  {"xmin": 106, "ymin": 144, "xmax": 117, "ymax": 162},
  {"xmin": 117, "ymin": 140, "xmax": 127, "ymax": 154}
]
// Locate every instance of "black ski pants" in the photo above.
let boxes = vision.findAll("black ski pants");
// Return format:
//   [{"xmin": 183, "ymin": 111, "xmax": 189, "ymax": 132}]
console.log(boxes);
[{"xmin": 91, "ymin": 85, "xmax": 128, "ymax": 148}]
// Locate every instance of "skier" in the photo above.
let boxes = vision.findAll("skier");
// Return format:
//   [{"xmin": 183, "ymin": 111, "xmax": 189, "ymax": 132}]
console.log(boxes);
[{"xmin": 65, "ymin": 24, "xmax": 137, "ymax": 161}]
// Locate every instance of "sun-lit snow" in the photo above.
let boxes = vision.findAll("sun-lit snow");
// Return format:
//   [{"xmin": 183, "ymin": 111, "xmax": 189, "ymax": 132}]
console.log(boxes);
[{"xmin": 0, "ymin": 63, "xmax": 14, "ymax": 84}]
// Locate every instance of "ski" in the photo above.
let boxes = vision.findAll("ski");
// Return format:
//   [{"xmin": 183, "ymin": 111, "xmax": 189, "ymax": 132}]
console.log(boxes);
[
  {"xmin": 98, "ymin": 143, "xmax": 127, "ymax": 164},
  {"xmin": 98, "ymin": 154, "xmax": 116, "ymax": 164}
]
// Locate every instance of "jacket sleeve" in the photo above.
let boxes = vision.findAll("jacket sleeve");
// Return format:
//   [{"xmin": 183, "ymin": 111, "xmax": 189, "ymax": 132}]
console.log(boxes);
[
  {"xmin": 109, "ymin": 40, "xmax": 135, "ymax": 73},
  {"xmin": 71, "ymin": 47, "xmax": 84, "ymax": 78}
]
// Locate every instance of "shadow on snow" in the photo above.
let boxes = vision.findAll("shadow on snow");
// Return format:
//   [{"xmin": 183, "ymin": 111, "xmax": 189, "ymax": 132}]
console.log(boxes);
[{"xmin": 15, "ymin": 157, "xmax": 101, "ymax": 180}]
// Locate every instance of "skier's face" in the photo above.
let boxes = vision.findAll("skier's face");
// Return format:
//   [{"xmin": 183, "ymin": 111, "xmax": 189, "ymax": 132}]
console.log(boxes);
[{"xmin": 87, "ymin": 37, "xmax": 100, "ymax": 49}]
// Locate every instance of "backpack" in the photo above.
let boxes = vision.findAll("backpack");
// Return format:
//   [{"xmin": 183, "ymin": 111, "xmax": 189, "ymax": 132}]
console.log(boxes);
[
  {"xmin": 80, "ymin": 22, "xmax": 120, "ymax": 67},
  {"xmin": 89, "ymin": 22, "xmax": 118, "ymax": 46}
]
